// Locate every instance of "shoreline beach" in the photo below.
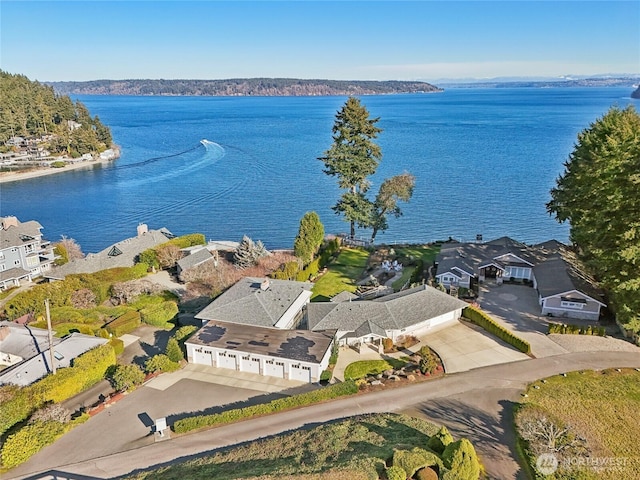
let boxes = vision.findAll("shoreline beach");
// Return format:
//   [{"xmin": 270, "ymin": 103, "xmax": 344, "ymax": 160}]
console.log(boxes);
[{"xmin": 0, "ymin": 158, "xmax": 116, "ymax": 184}]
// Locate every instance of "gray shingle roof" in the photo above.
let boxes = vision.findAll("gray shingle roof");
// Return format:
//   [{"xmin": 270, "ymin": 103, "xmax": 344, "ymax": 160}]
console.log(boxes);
[
  {"xmin": 186, "ymin": 320, "xmax": 335, "ymax": 364},
  {"xmin": 0, "ymin": 220, "xmax": 43, "ymax": 250},
  {"xmin": 308, "ymin": 285, "xmax": 467, "ymax": 334},
  {"xmin": 177, "ymin": 247, "xmax": 213, "ymax": 271},
  {"xmin": 47, "ymin": 227, "xmax": 174, "ymax": 279},
  {"xmin": 195, "ymin": 277, "xmax": 313, "ymax": 328}
]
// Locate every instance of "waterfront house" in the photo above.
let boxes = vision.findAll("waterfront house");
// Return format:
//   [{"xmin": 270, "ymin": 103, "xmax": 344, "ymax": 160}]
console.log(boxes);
[{"xmin": 0, "ymin": 216, "xmax": 55, "ymax": 290}]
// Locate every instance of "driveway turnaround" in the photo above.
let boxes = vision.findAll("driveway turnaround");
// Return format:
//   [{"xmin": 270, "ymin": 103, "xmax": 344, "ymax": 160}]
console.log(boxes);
[{"xmin": 8, "ymin": 351, "xmax": 640, "ymax": 480}]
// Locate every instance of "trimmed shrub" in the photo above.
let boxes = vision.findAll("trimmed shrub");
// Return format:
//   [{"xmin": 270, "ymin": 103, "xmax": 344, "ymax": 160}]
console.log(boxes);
[
  {"xmin": 174, "ymin": 325, "xmax": 198, "ymax": 343},
  {"xmin": 106, "ymin": 310, "xmax": 141, "ymax": 337},
  {"xmin": 382, "ymin": 337, "xmax": 394, "ymax": 352},
  {"xmin": 296, "ymin": 258, "xmax": 320, "ymax": 281},
  {"xmin": 165, "ymin": 337, "xmax": 184, "ymax": 362},
  {"xmin": 139, "ymin": 301, "xmax": 178, "ymax": 328},
  {"xmin": 415, "ymin": 466, "xmax": 439, "ymax": 480},
  {"xmin": 109, "ymin": 338, "xmax": 125, "ymax": 355},
  {"xmin": 427, "ymin": 426, "xmax": 454, "ymax": 454},
  {"xmin": 548, "ymin": 322, "xmax": 606, "ymax": 336},
  {"xmin": 110, "ymin": 364, "xmax": 145, "ymax": 391},
  {"xmin": 393, "ymin": 447, "xmax": 443, "ymax": 478},
  {"xmin": 442, "ymin": 439, "xmax": 480, "ymax": 480},
  {"xmin": 462, "ymin": 306, "xmax": 531, "ymax": 354},
  {"xmin": 173, "ymin": 380, "xmax": 358, "ymax": 434},
  {"xmin": 386, "ymin": 465, "xmax": 406, "ymax": 480},
  {"xmin": 145, "ymin": 354, "xmax": 180, "ymax": 374}
]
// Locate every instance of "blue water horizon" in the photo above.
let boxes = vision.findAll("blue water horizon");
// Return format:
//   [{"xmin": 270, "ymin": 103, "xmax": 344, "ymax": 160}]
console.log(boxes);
[{"xmin": 1, "ymin": 87, "xmax": 637, "ymax": 253}]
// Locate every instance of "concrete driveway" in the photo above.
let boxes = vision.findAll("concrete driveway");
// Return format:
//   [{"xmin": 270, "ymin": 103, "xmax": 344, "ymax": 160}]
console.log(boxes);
[
  {"xmin": 333, "ymin": 320, "xmax": 529, "ymax": 380},
  {"xmin": 478, "ymin": 283, "xmax": 570, "ymax": 357}
]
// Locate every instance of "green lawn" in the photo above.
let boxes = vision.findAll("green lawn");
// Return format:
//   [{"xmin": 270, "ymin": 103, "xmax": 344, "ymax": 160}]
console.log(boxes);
[
  {"xmin": 125, "ymin": 413, "xmax": 443, "ymax": 480},
  {"xmin": 390, "ymin": 244, "xmax": 440, "ymax": 291},
  {"xmin": 516, "ymin": 368, "xmax": 640, "ymax": 479},
  {"xmin": 311, "ymin": 248, "xmax": 370, "ymax": 301}
]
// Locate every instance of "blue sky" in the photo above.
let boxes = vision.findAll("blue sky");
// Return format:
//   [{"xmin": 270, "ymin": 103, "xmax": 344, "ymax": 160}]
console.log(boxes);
[{"xmin": 1, "ymin": 1, "xmax": 638, "ymax": 82}]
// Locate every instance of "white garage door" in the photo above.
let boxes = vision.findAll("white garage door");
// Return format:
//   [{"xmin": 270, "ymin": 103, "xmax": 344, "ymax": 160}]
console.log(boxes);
[
  {"xmin": 290, "ymin": 364, "xmax": 311, "ymax": 382},
  {"xmin": 241, "ymin": 356, "xmax": 260, "ymax": 374},
  {"xmin": 264, "ymin": 359, "xmax": 285, "ymax": 378},
  {"xmin": 193, "ymin": 348, "xmax": 213, "ymax": 366},
  {"xmin": 217, "ymin": 351, "xmax": 237, "ymax": 370}
]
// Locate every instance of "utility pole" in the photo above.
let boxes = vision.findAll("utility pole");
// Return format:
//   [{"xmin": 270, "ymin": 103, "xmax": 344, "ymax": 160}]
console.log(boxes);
[{"xmin": 45, "ymin": 299, "xmax": 57, "ymax": 375}]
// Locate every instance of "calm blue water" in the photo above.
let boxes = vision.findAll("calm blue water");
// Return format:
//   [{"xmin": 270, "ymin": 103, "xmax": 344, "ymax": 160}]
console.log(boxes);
[{"xmin": 1, "ymin": 88, "xmax": 637, "ymax": 253}]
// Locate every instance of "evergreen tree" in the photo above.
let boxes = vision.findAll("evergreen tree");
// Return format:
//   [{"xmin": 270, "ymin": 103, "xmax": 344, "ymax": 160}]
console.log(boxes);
[
  {"xmin": 234, "ymin": 235, "xmax": 269, "ymax": 269},
  {"xmin": 319, "ymin": 97, "xmax": 382, "ymax": 237},
  {"xmin": 547, "ymin": 105, "xmax": 640, "ymax": 332},
  {"xmin": 294, "ymin": 212, "xmax": 325, "ymax": 266},
  {"xmin": 165, "ymin": 337, "xmax": 184, "ymax": 363}
]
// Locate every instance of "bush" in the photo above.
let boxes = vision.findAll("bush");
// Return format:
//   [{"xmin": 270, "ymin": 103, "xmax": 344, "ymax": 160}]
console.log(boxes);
[
  {"xmin": 145, "ymin": 354, "xmax": 180, "ymax": 374},
  {"xmin": 427, "ymin": 426, "xmax": 454, "ymax": 454},
  {"xmin": 392, "ymin": 447, "xmax": 443, "ymax": 478},
  {"xmin": 174, "ymin": 325, "xmax": 198, "ymax": 343},
  {"xmin": 173, "ymin": 380, "xmax": 358, "ymax": 434},
  {"xmin": 109, "ymin": 337, "xmax": 125, "ymax": 355},
  {"xmin": 110, "ymin": 364, "xmax": 145, "ymax": 391},
  {"xmin": 415, "ymin": 466, "xmax": 439, "ymax": 480},
  {"xmin": 462, "ymin": 306, "xmax": 531, "ymax": 354},
  {"xmin": 442, "ymin": 439, "xmax": 480, "ymax": 480},
  {"xmin": 385, "ymin": 465, "xmax": 406, "ymax": 480},
  {"xmin": 139, "ymin": 301, "xmax": 178, "ymax": 328},
  {"xmin": 0, "ymin": 344, "xmax": 115, "ymax": 437},
  {"xmin": 548, "ymin": 322, "xmax": 606, "ymax": 336},
  {"xmin": 106, "ymin": 310, "xmax": 141, "ymax": 337},
  {"xmin": 382, "ymin": 337, "xmax": 394, "ymax": 352},
  {"xmin": 165, "ymin": 337, "xmax": 184, "ymax": 362}
]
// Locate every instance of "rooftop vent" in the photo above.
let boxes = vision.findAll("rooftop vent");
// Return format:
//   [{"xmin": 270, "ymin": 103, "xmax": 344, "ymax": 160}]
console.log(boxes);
[{"xmin": 260, "ymin": 279, "xmax": 270, "ymax": 291}]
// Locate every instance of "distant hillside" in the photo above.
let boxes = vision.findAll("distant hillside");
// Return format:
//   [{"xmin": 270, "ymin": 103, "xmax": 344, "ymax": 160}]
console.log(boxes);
[
  {"xmin": 48, "ymin": 78, "xmax": 442, "ymax": 96},
  {"xmin": 632, "ymin": 86, "xmax": 640, "ymax": 99},
  {"xmin": 440, "ymin": 76, "xmax": 639, "ymax": 89}
]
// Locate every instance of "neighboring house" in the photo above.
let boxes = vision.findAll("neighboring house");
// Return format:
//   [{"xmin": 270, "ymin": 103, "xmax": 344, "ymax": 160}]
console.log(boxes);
[
  {"xmin": 0, "ymin": 216, "xmax": 56, "ymax": 290},
  {"xmin": 307, "ymin": 285, "xmax": 468, "ymax": 346},
  {"xmin": 0, "ymin": 321, "xmax": 107, "ymax": 386},
  {"xmin": 176, "ymin": 247, "xmax": 214, "ymax": 275},
  {"xmin": 46, "ymin": 224, "xmax": 174, "ymax": 280},
  {"xmin": 189, "ymin": 277, "xmax": 329, "ymax": 382},
  {"xmin": 195, "ymin": 277, "xmax": 313, "ymax": 329},
  {"xmin": 185, "ymin": 321, "xmax": 335, "ymax": 383},
  {"xmin": 435, "ymin": 237, "xmax": 606, "ymax": 320},
  {"xmin": 532, "ymin": 240, "xmax": 606, "ymax": 321}
]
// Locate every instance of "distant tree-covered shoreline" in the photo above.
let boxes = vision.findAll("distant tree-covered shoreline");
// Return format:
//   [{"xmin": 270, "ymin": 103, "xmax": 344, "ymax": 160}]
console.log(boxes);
[{"xmin": 47, "ymin": 78, "xmax": 443, "ymax": 97}]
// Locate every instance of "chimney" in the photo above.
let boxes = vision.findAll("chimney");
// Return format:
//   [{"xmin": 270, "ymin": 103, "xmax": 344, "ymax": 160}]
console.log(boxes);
[
  {"xmin": 0, "ymin": 325, "xmax": 10, "ymax": 341},
  {"xmin": 260, "ymin": 279, "xmax": 270, "ymax": 291},
  {"xmin": 1, "ymin": 216, "xmax": 18, "ymax": 230},
  {"xmin": 137, "ymin": 223, "xmax": 149, "ymax": 237}
]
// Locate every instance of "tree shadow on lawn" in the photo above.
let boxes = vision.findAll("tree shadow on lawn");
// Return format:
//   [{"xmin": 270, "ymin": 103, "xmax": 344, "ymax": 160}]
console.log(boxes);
[{"xmin": 412, "ymin": 397, "xmax": 528, "ymax": 480}]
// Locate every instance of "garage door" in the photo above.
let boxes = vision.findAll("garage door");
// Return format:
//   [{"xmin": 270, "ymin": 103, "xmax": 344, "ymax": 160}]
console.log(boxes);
[
  {"xmin": 217, "ymin": 351, "xmax": 237, "ymax": 370},
  {"xmin": 241, "ymin": 356, "xmax": 260, "ymax": 374},
  {"xmin": 193, "ymin": 348, "xmax": 212, "ymax": 366},
  {"xmin": 264, "ymin": 359, "xmax": 285, "ymax": 378},
  {"xmin": 290, "ymin": 364, "xmax": 311, "ymax": 382}
]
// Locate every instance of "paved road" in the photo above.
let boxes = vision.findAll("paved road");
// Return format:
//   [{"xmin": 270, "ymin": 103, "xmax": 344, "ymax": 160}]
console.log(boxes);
[{"xmin": 8, "ymin": 351, "xmax": 640, "ymax": 480}]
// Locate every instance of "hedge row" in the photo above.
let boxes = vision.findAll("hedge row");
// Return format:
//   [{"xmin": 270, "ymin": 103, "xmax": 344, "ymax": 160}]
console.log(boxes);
[
  {"xmin": 106, "ymin": 310, "xmax": 141, "ymax": 337},
  {"xmin": 0, "ymin": 343, "xmax": 116, "ymax": 437},
  {"xmin": 548, "ymin": 322, "xmax": 606, "ymax": 336},
  {"xmin": 3, "ymin": 265, "xmax": 147, "ymax": 320},
  {"xmin": 173, "ymin": 380, "xmax": 358, "ymax": 434},
  {"xmin": 1, "ymin": 415, "xmax": 89, "ymax": 469},
  {"xmin": 139, "ymin": 300, "xmax": 178, "ymax": 328},
  {"xmin": 462, "ymin": 306, "xmax": 531, "ymax": 354}
]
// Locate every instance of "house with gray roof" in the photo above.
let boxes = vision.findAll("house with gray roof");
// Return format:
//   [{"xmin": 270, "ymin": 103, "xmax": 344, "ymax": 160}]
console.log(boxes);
[
  {"xmin": 0, "ymin": 216, "xmax": 55, "ymax": 290},
  {"xmin": 435, "ymin": 237, "xmax": 606, "ymax": 320},
  {"xmin": 176, "ymin": 247, "xmax": 214, "ymax": 275},
  {"xmin": 307, "ymin": 285, "xmax": 468, "ymax": 346},
  {"xmin": 46, "ymin": 224, "xmax": 174, "ymax": 280},
  {"xmin": 195, "ymin": 277, "xmax": 313, "ymax": 329},
  {"xmin": 185, "ymin": 321, "xmax": 335, "ymax": 382},
  {"xmin": 0, "ymin": 321, "xmax": 107, "ymax": 386}
]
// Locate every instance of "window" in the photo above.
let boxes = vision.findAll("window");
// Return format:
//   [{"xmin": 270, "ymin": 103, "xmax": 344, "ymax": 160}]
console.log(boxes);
[{"xmin": 561, "ymin": 301, "xmax": 584, "ymax": 309}]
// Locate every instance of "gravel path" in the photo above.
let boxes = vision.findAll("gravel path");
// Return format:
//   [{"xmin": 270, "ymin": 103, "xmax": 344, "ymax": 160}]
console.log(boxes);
[{"xmin": 548, "ymin": 333, "xmax": 639, "ymax": 353}]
